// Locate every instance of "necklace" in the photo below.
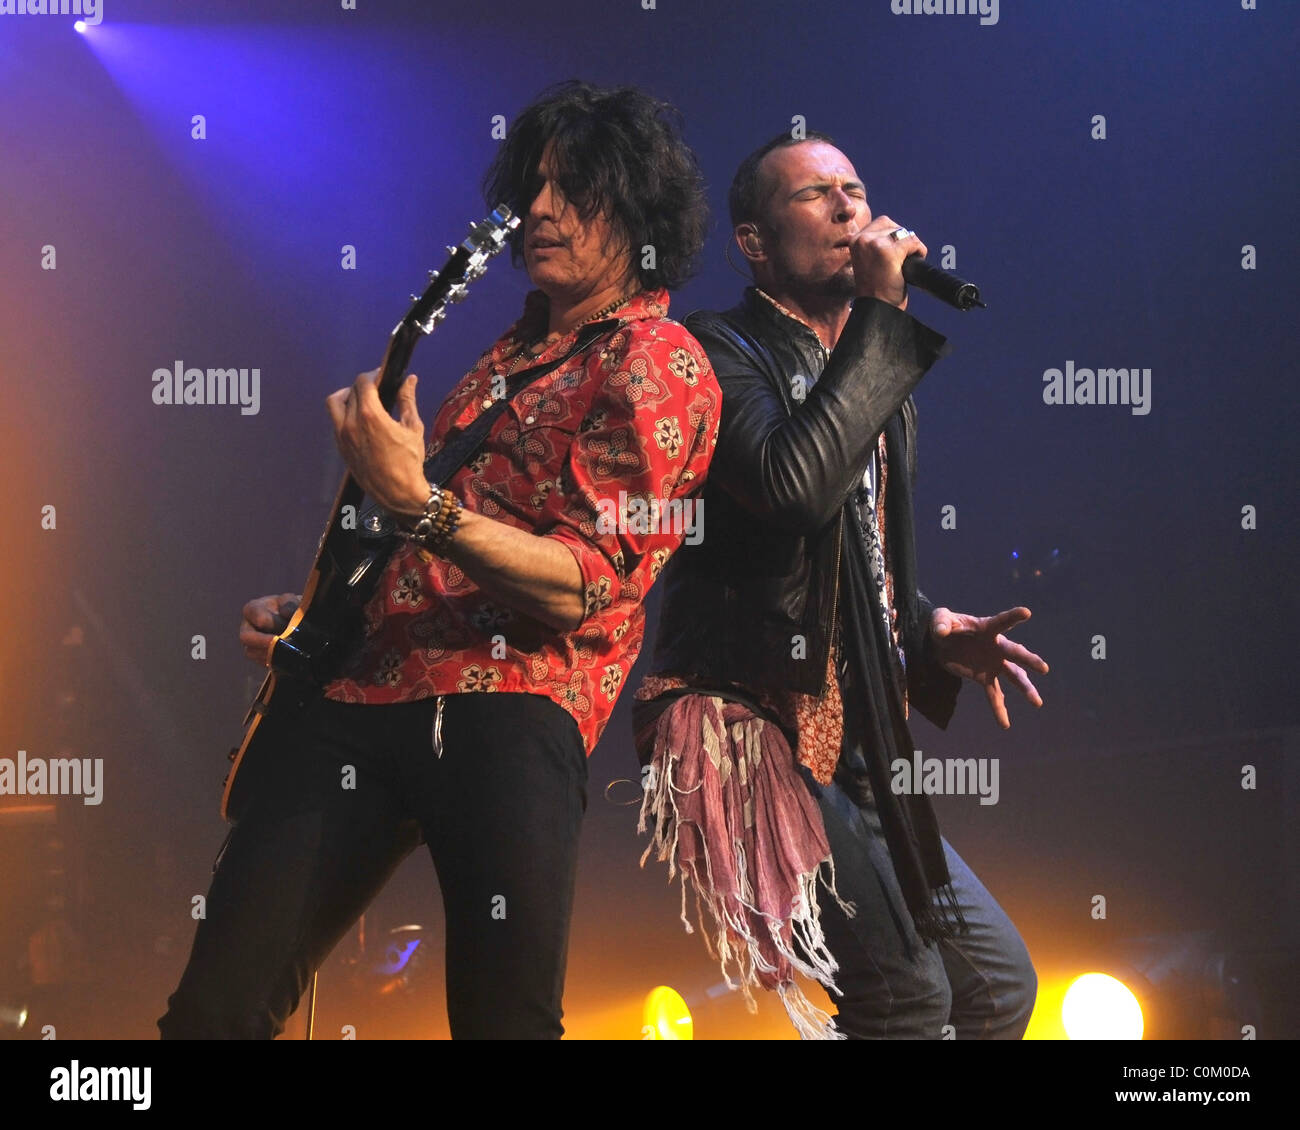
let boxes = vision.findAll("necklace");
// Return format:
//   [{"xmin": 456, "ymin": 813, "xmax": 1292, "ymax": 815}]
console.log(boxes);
[{"xmin": 501, "ymin": 290, "xmax": 637, "ymax": 379}]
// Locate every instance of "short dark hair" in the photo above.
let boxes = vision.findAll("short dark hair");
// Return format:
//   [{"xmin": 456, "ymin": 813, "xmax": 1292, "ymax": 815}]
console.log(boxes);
[
  {"xmin": 482, "ymin": 80, "xmax": 708, "ymax": 291},
  {"xmin": 727, "ymin": 129, "xmax": 838, "ymax": 230}
]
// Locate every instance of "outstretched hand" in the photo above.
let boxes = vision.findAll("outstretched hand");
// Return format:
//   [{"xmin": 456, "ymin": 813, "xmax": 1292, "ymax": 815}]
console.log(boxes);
[{"xmin": 929, "ymin": 606, "xmax": 1048, "ymax": 729}]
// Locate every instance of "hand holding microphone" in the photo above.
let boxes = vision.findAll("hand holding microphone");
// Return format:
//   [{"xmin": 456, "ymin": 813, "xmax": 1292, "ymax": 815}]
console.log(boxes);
[{"xmin": 849, "ymin": 215, "xmax": 984, "ymax": 312}]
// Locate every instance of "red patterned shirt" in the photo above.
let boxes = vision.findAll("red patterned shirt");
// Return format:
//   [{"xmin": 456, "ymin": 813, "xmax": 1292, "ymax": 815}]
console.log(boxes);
[{"xmin": 324, "ymin": 287, "xmax": 721, "ymax": 755}]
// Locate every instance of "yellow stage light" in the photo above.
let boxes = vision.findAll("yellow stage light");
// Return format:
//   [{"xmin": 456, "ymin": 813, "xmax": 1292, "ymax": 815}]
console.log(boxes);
[
  {"xmin": 1062, "ymin": 972, "xmax": 1144, "ymax": 1040},
  {"xmin": 641, "ymin": 986, "xmax": 693, "ymax": 1040}
]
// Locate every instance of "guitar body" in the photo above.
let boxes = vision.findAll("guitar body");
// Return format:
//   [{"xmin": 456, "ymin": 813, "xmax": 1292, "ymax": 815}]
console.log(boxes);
[{"xmin": 220, "ymin": 207, "xmax": 520, "ymax": 821}]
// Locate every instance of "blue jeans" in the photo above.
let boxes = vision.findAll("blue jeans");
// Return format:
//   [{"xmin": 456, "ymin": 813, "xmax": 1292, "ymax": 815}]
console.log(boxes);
[
  {"xmin": 803, "ymin": 754, "xmax": 1037, "ymax": 1039},
  {"xmin": 158, "ymin": 692, "xmax": 588, "ymax": 1040}
]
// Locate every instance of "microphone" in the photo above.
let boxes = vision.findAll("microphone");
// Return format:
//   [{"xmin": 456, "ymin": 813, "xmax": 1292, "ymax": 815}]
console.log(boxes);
[{"xmin": 902, "ymin": 253, "xmax": 986, "ymax": 311}]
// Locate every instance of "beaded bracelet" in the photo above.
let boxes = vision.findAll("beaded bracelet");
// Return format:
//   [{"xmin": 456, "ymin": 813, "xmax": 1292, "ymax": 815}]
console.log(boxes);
[
  {"xmin": 400, "ymin": 484, "xmax": 463, "ymax": 555},
  {"xmin": 425, "ymin": 492, "xmax": 463, "ymax": 554}
]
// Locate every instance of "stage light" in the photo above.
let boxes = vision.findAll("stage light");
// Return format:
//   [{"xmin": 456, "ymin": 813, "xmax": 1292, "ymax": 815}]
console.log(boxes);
[
  {"xmin": 0, "ymin": 1004, "xmax": 29, "ymax": 1031},
  {"xmin": 1045, "ymin": 933, "xmax": 1264, "ymax": 1041},
  {"xmin": 1062, "ymin": 973, "xmax": 1144, "ymax": 1040},
  {"xmin": 641, "ymin": 985, "xmax": 693, "ymax": 1040},
  {"xmin": 74, "ymin": 21, "xmax": 87, "ymax": 33}
]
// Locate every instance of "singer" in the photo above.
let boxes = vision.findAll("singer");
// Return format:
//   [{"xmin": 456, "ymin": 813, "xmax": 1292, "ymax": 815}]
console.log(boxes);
[{"xmin": 632, "ymin": 131, "xmax": 1049, "ymax": 1038}]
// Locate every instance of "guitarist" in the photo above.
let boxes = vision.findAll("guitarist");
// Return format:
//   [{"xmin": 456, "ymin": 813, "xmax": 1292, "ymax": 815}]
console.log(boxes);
[{"xmin": 158, "ymin": 81, "xmax": 720, "ymax": 1040}]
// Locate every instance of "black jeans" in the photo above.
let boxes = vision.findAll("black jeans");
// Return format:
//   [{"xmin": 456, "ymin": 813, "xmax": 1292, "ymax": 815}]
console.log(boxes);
[{"xmin": 158, "ymin": 691, "xmax": 588, "ymax": 1039}]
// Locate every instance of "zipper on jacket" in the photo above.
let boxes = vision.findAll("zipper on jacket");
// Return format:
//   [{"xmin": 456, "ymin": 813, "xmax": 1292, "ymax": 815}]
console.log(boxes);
[{"xmin": 823, "ymin": 512, "xmax": 844, "ymax": 698}]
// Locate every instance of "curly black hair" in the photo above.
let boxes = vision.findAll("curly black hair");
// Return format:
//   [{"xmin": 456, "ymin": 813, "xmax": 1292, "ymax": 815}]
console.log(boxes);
[{"xmin": 482, "ymin": 80, "xmax": 708, "ymax": 291}]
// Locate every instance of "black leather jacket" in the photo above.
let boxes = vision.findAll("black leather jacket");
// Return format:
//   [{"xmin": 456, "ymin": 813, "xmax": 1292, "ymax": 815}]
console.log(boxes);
[{"xmin": 649, "ymin": 287, "xmax": 962, "ymax": 727}]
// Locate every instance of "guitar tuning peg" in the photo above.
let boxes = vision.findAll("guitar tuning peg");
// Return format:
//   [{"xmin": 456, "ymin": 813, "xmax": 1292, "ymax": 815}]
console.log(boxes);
[
  {"xmin": 427, "ymin": 269, "xmax": 438, "ymax": 281},
  {"xmin": 418, "ymin": 307, "xmax": 448, "ymax": 334},
  {"xmin": 410, "ymin": 293, "xmax": 420, "ymax": 302},
  {"xmin": 446, "ymin": 245, "xmax": 458, "ymax": 257}
]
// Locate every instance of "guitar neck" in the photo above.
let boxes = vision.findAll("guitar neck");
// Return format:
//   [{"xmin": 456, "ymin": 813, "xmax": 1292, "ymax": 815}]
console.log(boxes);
[
  {"xmin": 300, "ymin": 207, "xmax": 520, "ymax": 575},
  {"xmin": 373, "ymin": 321, "xmax": 421, "ymax": 412},
  {"xmin": 311, "ymin": 325, "xmax": 419, "ymax": 555}
]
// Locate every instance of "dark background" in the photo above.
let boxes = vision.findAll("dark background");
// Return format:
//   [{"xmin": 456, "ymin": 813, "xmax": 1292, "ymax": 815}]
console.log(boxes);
[{"xmin": 0, "ymin": 0, "xmax": 1295, "ymax": 1039}]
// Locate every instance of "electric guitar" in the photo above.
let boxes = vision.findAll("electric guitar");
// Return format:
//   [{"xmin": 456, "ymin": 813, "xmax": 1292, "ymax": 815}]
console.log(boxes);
[{"xmin": 221, "ymin": 206, "xmax": 521, "ymax": 820}]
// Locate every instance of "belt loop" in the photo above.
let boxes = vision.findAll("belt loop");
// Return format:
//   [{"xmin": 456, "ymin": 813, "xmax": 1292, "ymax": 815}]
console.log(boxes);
[{"xmin": 432, "ymin": 695, "xmax": 446, "ymax": 759}]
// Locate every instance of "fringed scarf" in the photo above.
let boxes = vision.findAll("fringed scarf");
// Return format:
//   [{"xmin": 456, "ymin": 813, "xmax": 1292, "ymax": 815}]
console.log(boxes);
[{"xmin": 635, "ymin": 692, "xmax": 852, "ymax": 1040}]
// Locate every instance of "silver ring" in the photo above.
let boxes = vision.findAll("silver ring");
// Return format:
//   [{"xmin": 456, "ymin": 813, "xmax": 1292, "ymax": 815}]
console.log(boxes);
[{"xmin": 889, "ymin": 227, "xmax": 914, "ymax": 242}]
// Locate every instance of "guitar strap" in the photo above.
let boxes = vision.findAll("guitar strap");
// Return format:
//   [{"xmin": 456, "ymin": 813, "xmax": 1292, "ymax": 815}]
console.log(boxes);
[{"xmin": 421, "ymin": 317, "xmax": 620, "ymax": 487}]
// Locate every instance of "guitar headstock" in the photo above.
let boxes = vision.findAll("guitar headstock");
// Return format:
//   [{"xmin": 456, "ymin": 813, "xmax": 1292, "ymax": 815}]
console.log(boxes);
[
  {"xmin": 372, "ymin": 205, "xmax": 521, "ymax": 410},
  {"xmin": 406, "ymin": 204, "xmax": 521, "ymax": 337}
]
